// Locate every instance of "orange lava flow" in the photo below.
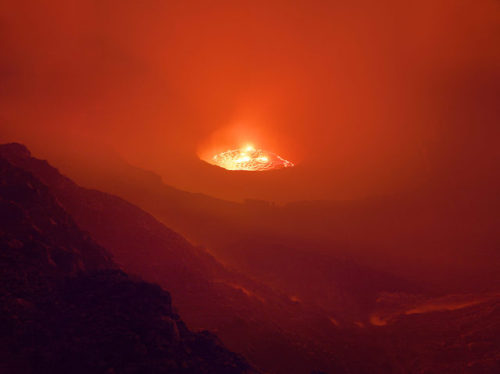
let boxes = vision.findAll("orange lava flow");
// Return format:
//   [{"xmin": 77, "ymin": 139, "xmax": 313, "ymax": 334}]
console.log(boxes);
[{"xmin": 209, "ymin": 146, "xmax": 294, "ymax": 171}]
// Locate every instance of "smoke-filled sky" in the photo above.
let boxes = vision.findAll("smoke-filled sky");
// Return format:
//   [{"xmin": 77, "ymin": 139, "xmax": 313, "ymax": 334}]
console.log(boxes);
[{"xmin": 1, "ymin": 0, "xmax": 499, "ymax": 201}]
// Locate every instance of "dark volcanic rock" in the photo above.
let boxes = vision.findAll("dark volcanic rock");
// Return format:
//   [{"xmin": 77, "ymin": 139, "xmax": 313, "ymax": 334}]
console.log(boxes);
[
  {"xmin": 0, "ymin": 156, "xmax": 254, "ymax": 373},
  {"xmin": 0, "ymin": 143, "xmax": 344, "ymax": 374},
  {"xmin": 2, "ymin": 143, "xmax": 499, "ymax": 374}
]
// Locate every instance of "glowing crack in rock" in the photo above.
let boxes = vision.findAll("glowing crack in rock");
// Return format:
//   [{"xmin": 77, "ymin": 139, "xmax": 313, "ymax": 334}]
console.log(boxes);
[{"xmin": 210, "ymin": 145, "xmax": 294, "ymax": 171}]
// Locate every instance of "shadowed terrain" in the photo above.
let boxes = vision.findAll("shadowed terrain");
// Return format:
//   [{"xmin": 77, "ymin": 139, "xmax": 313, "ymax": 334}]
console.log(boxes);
[
  {"xmin": 1, "ymin": 143, "xmax": 499, "ymax": 373},
  {"xmin": 49, "ymin": 144, "xmax": 499, "ymax": 310},
  {"xmin": 0, "ymin": 154, "xmax": 254, "ymax": 374}
]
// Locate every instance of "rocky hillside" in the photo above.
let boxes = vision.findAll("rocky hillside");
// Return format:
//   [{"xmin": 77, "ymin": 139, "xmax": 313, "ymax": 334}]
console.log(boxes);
[
  {"xmin": 2, "ymin": 143, "xmax": 499, "ymax": 374},
  {"xmin": 0, "ymin": 156, "xmax": 254, "ymax": 374},
  {"xmin": 0, "ymin": 143, "xmax": 355, "ymax": 374}
]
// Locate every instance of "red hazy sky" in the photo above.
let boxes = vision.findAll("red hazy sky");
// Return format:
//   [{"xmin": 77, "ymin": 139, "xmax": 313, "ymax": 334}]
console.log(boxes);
[{"xmin": 1, "ymin": 0, "xmax": 498, "ymax": 201}]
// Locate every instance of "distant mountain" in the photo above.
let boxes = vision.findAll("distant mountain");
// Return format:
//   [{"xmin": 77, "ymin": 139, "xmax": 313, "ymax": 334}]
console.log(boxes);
[
  {"xmin": 48, "ymin": 143, "xmax": 499, "ymax": 299},
  {"xmin": 0, "ymin": 154, "xmax": 254, "ymax": 373},
  {"xmin": 37, "ymin": 144, "xmax": 427, "ymax": 320}
]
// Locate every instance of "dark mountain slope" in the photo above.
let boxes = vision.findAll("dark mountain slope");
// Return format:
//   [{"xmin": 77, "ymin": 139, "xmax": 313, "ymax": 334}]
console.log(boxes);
[
  {"xmin": 3, "ymin": 143, "xmax": 499, "ymax": 374},
  {"xmin": 55, "ymin": 144, "xmax": 499, "ymax": 306},
  {"xmin": 26, "ymin": 144, "xmax": 422, "ymax": 322},
  {"xmin": 0, "ymin": 156, "xmax": 253, "ymax": 374},
  {"xmin": 0, "ymin": 143, "xmax": 355, "ymax": 373}
]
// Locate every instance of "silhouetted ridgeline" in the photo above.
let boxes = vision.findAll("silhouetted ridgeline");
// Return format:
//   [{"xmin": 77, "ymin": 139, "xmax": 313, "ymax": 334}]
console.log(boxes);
[
  {"xmin": 0, "ymin": 155, "xmax": 254, "ymax": 373},
  {"xmin": 1, "ymin": 143, "xmax": 499, "ymax": 374},
  {"xmin": 0, "ymin": 143, "xmax": 348, "ymax": 374}
]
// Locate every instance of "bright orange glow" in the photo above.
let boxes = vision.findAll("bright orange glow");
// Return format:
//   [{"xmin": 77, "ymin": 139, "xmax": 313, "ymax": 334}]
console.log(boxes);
[{"xmin": 209, "ymin": 145, "xmax": 294, "ymax": 171}]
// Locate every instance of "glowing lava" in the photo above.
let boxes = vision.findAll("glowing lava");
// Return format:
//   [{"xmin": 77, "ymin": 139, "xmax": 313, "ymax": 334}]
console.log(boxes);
[{"xmin": 210, "ymin": 145, "xmax": 294, "ymax": 171}]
